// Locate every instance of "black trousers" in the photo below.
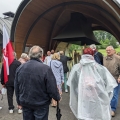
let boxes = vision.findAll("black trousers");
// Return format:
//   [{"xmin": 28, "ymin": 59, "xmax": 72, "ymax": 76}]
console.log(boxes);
[
  {"xmin": 23, "ymin": 105, "xmax": 49, "ymax": 120},
  {"xmin": 6, "ymin": 86, "xmax": 14, "ymax": 110}
]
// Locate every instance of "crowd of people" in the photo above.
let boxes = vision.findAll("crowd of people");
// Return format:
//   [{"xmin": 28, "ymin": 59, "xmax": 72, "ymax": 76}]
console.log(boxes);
[{"xmin": 0, "ymin": 44, "xmax": 120, "ymax": 120}]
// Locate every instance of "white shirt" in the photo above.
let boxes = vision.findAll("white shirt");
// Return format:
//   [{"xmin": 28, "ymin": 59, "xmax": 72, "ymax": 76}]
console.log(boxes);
[{"xmin": 44, "ymin": 56, "xmax": 51, "ymax": 66}]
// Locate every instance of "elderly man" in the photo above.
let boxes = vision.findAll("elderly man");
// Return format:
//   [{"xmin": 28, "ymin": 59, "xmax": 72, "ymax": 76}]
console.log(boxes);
[
  {"xmin": 18, "ymin": 53, "xmax": 29, "ymax": 64},
  {"xmin": 44, "ymin": 51, "xmax": 51, "ymax": 66},
  {"xmin": 14, "ymin": 46, "xmax": 60, "ymax": 120},
  {"xmin": 50, "ymin": 49, "xmax": 55, "ymax": 57},
  {"xmin": 59, "ymin": 51, "xmax": 72, "ymax": 93},
  {"xmin": 104, "ymin": 46, "xmax": 120, "ymax": 117},
  {"xmin": 90, "ymin": 44, "xmax": 103, "ymax": 65},
  {"xmin": 1, "ymin": 52, "xmax": 21, "ymax": 114}
]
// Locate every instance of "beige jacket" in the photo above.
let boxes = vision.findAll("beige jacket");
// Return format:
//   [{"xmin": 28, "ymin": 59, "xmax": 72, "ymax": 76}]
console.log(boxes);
[{"xmin": 103, "ymin": 54, "xmax": 120, "ymax": 80}]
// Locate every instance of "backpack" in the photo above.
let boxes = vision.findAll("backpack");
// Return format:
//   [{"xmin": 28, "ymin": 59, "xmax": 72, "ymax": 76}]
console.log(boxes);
[{"xmin": 94, "ymin": 52, "xmax": 101, "ymax": 65}]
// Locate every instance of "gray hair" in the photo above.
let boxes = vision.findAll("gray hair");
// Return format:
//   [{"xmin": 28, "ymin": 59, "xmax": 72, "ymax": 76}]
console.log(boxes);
[
  {"xmin": 106, "ymin": 46, "xmax": 114, "ymax": 50},
  {"xmin": 89, "ymin": 44, "xmax": 96, "ymax": 50},
  {"xmin": 29, "ymin": 46, "xmax": 43, "ymax": 59},
  {"xmin": 21, "ymin": 53, "xmax": 28, "ymax": 59}
]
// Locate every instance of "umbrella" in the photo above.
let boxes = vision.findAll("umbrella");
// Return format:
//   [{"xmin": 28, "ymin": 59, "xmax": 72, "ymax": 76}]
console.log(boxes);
[{"xmin": 56, "ymin": 101, "xmax": 62, "ymax": 120}]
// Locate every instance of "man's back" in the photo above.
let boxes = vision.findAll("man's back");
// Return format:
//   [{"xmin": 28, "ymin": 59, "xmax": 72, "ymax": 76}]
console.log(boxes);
[
  {"xmin": 1, "ymin": 59, "xmax": 21, "ymax": 86},
  {"xmin": 60, "ymin": 55, "xmax": 72, "ymax": 73},
  {"xmin": 15, "ymin": 59, "xmax": 60, "ymax": 108},
  {"xmin": 15, "ymin": 46, "xmax": 60, "ymax": 120},
  {"xmin": 94, "ymin": 52, "xmax": 103, "ymax": 65}
]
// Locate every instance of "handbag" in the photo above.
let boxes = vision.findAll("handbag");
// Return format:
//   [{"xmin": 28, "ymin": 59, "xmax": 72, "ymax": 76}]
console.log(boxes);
[
  {"xmin": 1, "ymin": 88, "xmax": 6, "ymax": 95},
  {"xmin": 0, "ymin": 88, "xmax": 7, "ymax": 100}
]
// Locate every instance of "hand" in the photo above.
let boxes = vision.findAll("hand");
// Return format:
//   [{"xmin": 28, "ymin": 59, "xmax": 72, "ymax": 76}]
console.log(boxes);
[
  {"xmin": 62, "ymin": 82, "xmax": 64, "ymax": 85},
  {"xmin": 17, "ymin": 105, "xmax": 22, "ymax": 109},
  {"xmin": 118, "ymin": 78, "xmax": 120, "ymax": 83},
  {"xmin": 59, "ymin": 95, "xmax": 62, "ymax": 102},
  {"xmin": 2, "ymin": 85, "xmax": 5, "ymax": 88}
]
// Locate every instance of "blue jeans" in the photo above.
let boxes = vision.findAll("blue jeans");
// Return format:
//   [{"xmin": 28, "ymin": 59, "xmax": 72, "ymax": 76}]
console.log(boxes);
[
  {"xmin": 111, "ymin": 83, "xmax": 120, "ymax": 111},
  {"xmin": 23, "ymin": 105, "xmax": 49, "ymax": 120},
  {"xmin": 64, "ymin": 73, "xmax": 68, "ymax": 90}
]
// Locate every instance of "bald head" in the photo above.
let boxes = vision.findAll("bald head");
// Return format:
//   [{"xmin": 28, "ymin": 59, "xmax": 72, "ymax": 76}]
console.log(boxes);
[
  {"xmin": 29, "ymin": 46, "xmax": 43, "ymax": 59},
  {"xmin": 106, "ymin": 46, "xmax": 114, "ymax": 56}
]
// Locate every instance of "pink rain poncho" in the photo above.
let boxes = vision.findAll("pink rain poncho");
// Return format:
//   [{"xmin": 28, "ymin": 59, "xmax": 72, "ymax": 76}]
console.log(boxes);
[{"xmin": 67, "ymin": 54, "xmax": 117, "ymax": 120}]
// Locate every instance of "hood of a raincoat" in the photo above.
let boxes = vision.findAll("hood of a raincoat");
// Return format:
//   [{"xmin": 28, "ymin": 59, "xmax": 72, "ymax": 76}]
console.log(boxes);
[
  {"xmin": 80, "ymin": 54, "xmax": 95, "ymax": 65},
  {"xmin": 52, "ymin": 60, "xmax": 61, "ymax": 68}
]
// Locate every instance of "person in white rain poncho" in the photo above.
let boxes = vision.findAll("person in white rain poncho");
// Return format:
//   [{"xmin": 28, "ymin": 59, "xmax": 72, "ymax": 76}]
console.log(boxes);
[{"xmin": 67, "ymin": 48, "xmax": 117, "ymax": 120}]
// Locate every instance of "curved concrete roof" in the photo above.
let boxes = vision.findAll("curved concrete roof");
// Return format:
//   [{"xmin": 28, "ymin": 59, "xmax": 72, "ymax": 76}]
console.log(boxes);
[
  {"xmin": 0, "ymin": 17, "xmax": 12, "ymax": 45},
  {"xmin": 0, "ymin": 18, "xmax": 12, "ymax": 35},
  {"xmin": 11, "ymin": 0, "xmax": 120, "ymax": 57}
]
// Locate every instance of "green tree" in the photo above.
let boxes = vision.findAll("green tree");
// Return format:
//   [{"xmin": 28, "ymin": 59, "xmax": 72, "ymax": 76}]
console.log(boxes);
[
  {"xmin": 69, "ymin": 44, "xmax": 81, "ymax": 52},
  {"xmin": 94, "ymin": 30, "xmax": 119, "ymax": 49}
]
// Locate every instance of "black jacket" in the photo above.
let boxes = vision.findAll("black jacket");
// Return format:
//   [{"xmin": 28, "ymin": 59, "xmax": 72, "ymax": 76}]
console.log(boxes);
[
  {"xmin": 60, "ymin": 55, "xmax": 72, "ymax": 73},
  {"xmin": 1, "ymin": 59, "xmax": 21, "ymax": 86},
  {"xmin": 14, "ymin": 59, "xmax": 60, "ymax": 108},
  {"xmin": 96, "ymin": 52, "xmax": 103, "ymax": 65}
]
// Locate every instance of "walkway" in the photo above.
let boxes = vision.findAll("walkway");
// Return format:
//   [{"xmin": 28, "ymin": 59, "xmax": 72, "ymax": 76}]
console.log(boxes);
[{"xmin": 0, "ymin": 88, "xmax": 120, "ymax": 120}]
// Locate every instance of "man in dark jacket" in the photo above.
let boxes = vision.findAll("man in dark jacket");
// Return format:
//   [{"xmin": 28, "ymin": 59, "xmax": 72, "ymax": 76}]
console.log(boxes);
[
  {"xmin": 60, "ymin": 51, "xmax": 72, "ymax": 93},
  {"xmin": 90, "ymin": 44, "xmax": 103, "ymax": 65},
  {"xmin": 14, "ymin": 46, "xmax": 60, "ymax": 120},
  {"xmin": 1, "ymin": 52, "xmax": 21, "ymax": 113}
]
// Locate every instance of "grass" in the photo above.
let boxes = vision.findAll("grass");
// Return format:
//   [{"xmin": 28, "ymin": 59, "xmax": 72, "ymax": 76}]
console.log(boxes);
[{"xmin": 98, "ymin": 47, "xmax": 120, "ymax": 56}]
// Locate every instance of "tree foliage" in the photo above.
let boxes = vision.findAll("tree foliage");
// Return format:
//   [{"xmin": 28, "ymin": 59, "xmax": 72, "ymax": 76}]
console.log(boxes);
[
  {"xmin": 94, "ymin": 30, "xmax": 119, "ymax": 48},
  {"xmin": 68, "ymin": 30, "xmax": 119, "ymax": 51},
  {"xmin": 69, "ymin": 44, "xmax": 81, "ymax": 52}
]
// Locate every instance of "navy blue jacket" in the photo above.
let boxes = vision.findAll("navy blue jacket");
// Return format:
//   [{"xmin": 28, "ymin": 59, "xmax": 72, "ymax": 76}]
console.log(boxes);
[
  {"xmin": 94, "ymin": 52, "xmax": 103, "ymax": 65},
  {"xmin": 14, "ymin": 58, "xmax": 60, "ymax": 108}
]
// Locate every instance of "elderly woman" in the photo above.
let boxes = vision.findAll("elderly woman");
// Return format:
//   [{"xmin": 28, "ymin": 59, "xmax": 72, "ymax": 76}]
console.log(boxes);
[
  {"xmin": 67, "ymin": 48, "xmax": 117, "ymax": 120},
  {"xmin": 49, "ymin": 53, "xmax": 64, "ymax": 107},
  {"xmin": 18, "ymin": 53, "xmax": 29, "ymax": 64}
]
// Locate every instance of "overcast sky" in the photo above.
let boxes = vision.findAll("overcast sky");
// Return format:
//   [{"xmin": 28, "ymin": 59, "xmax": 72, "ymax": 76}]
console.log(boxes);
[
  {"xmin": 0, "ymin": 0, "xmax": 120, "ymax": 18},
  {"xmin": 116, "ymin": 0, "xmax": 120, "ymax": 3},
  {"xmin": 0, "ymin": 0, "xmax": 23, "ymax": 17}
]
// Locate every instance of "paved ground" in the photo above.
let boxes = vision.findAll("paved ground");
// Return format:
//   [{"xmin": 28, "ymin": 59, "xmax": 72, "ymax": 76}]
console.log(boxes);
[{"xmin": 0, "ymin": 87, "xmax": 120, "ymax": 120}]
